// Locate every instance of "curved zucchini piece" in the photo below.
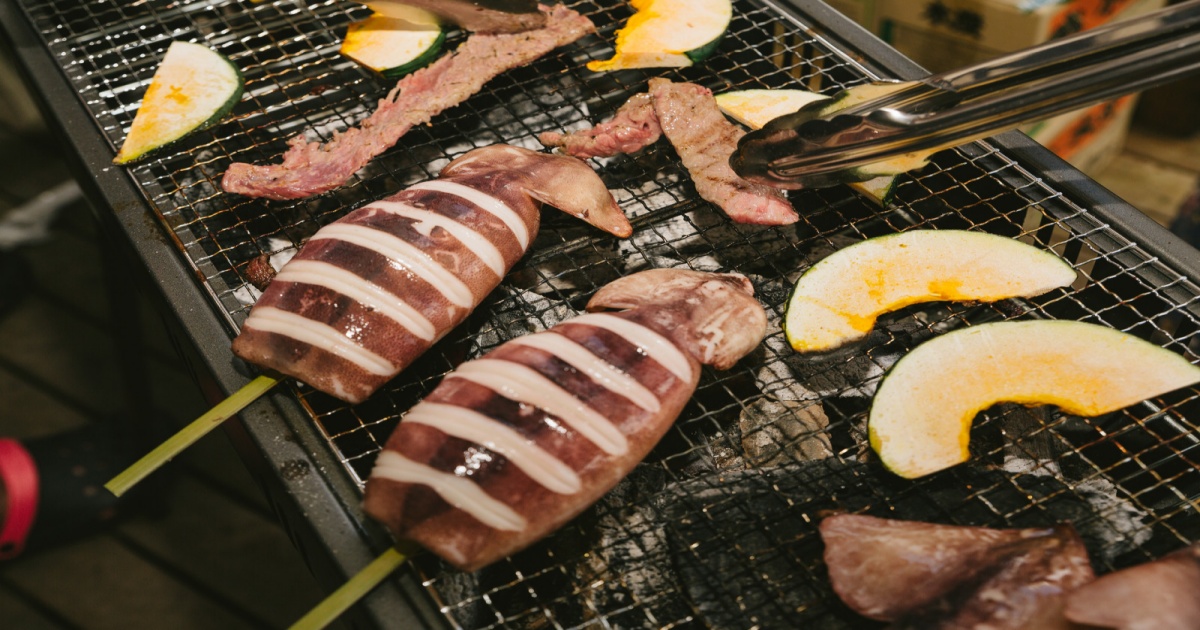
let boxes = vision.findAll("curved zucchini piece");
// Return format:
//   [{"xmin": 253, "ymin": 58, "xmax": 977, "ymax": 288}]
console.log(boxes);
[
  {"xmin": 869, "ymin": 320, "xmax": 1200, "ymax": 479},
  {"xmin": 113, "ymin": 41, "xmax": 243, "ymax": 165},
  {"xmin": 341, "ymin": 10, "xmax": 445, "ymax": 79},
  {"xmin": 586, "ymin": 0, "xmax": 732, "ymax": 72},
  {"xmin": 781, "ymin": 230, "xmax": 1077, "ymax": 353}
]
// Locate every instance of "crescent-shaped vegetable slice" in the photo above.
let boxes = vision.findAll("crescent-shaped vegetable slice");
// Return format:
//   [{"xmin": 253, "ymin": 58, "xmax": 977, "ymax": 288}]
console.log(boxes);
[
  {"xmin": 869, "ymin": 320, "xmax": 1200, "ymax": 479},
  {"xmin": 113, "ymin": 41, "xmax": 243, "ymax": 165},
  {"xmin": 340, "ymin": 8, "xmax": 445, "ymax": 79},
  {"xmin": 586, "ymin": 0, "xmax": 732, "ymax": 71},
  {"xmin": 783, "ymin": 230, "xmax": 1077, "ymax": 352}
]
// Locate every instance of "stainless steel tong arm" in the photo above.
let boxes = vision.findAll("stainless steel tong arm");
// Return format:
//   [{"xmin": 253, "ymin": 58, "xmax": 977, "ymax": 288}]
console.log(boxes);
[{"xmin": 732, "ymin": 0, "xmax": 1200, "ymax": 189}]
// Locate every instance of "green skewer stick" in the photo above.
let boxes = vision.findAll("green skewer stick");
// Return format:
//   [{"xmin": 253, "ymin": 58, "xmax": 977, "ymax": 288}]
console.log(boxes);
[
  {"xmin": 290, "ymin": 544, "xmax": 416, "ymax": 630},
  {"xmin": 105, "ymin": 373, "xmax": 282, "ymax": 497}
]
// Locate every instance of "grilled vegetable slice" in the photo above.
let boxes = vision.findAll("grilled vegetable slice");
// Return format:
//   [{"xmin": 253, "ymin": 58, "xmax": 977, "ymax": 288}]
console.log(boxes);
[
  {"xmin": 113, "ymin": 41, "xmax": 243, "ymax": 165},
  {"xmin": 713, "ymin": 89, "xmax": 827, "ymax": 128},
  {"xmin": 586, "ymin": 0, "xmax": 731, "ymax": 71},
  {"xmin": 782, "ymin": 230, "xmax": 1076, "ymax": 352},
  {"xmin": 869, "ymin": 320, "xmax": 1200, "ymax": 479},
  {"xmin": 715, "ymin": 87, "xmax": 908, "ymax": 203},
  {"xmin": 340, "ymin": 8, "xmax": 445, "ymax": 78}
]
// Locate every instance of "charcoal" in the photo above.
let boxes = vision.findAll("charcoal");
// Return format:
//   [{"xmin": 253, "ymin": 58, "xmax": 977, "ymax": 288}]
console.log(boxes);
[{"xmin": 739, "ymin": 396, "xmax": 833, "ymax": 466}]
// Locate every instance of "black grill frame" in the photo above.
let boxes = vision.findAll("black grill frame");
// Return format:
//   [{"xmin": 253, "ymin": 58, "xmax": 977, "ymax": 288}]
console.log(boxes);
[{"xmin": 3, "ymin": 0, "xmax": 1199, "ymax": 627}]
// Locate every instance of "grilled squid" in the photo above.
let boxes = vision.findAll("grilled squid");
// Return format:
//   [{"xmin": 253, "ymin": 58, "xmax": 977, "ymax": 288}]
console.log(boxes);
[
  {"xmin": 231, "ymin": 145, "xmax": 632, "ymax": 404},
  {"xmin": 362, "ymin": 269, "xmax": 768, "ymax": 570}
]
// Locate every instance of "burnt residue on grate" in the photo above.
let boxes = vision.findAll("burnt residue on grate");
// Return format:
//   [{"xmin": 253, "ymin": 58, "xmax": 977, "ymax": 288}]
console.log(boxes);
[{"xmin": 19, "ymin": 0, "xmax": 1200, "ymax": 627}]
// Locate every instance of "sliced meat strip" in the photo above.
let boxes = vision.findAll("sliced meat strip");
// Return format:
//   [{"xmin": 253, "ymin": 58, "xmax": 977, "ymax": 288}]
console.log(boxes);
[
  {"xmin": 220, "ymin": 5, "xmax": 594, "ymax": 200},
  {"xmin": 539, "ymin": 92, "xmax": 662, "ymax": 159},
  {"xmin": 648, "ymin": 79, "xmax": 799, "ymax": 226},
  {"xmin": 538, "ymin": 80, "xmax": 798, "ymax": 225}
]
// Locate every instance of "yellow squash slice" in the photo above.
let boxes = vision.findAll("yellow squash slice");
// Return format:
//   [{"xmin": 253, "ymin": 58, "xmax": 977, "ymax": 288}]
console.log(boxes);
[
  {"xmin": 587, "ymin": 0, "xmax": 732, "ymax": 72},
  {"xmin": 869, "ymin": 320, "xmax": 1200, "ymax": 479},
  {"xmin": 341, "ymin": 7, "xmax": 444, "ymax": 78},
  {"xmin": 114, "ymin": 41, "xmax": 243, "ymax": 165},
  {"xmin": 783, "ymin": 230, "xmax": 1077, "ymax": 352}
]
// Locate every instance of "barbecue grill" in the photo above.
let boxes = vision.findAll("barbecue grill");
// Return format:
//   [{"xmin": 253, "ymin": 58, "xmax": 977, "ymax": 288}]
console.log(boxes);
[{"xmin": 3, "ymin": 0, "xmax": 1199, "ymax": 627}]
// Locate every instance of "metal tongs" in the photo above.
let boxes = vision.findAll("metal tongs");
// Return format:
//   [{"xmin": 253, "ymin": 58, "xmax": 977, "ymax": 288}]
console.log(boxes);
[{"xmin": 731, "ymin": 0, "xmax": 1200, "ymax": 189}]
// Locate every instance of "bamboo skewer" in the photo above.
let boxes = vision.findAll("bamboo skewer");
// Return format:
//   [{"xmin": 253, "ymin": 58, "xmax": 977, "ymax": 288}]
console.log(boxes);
[
  {"xmin": 105, "ymin": 373, "xmax": 282, "ymax": 496},
  {"xmin": 108, "ymin": 370, "xmax": 412, "ymax": 630},
  {"xmin": 289, "ymin": 544, "xmax": 418, "ymax": 630}
]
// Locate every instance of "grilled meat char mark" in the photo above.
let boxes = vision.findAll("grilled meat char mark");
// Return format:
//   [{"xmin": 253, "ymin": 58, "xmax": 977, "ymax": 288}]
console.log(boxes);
[
  {"xmin": 363, "ymin": 269, "xmax": 768, "ymax": 571},
  {"xmin": 540, "ymin": 79, "xmax": 798, "ymax": 226},
  {"xmin": 220, "ymin": 4, "xmax": 594, "ymax": 200},
  {"xmin": 231, "ymin": 145, "xmax": 630, "ymax": 404}
]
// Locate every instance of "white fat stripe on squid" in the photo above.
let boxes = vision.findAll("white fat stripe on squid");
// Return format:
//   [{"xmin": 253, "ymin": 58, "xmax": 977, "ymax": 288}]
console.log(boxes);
[
  {"xmin": 404, "ymin": 402, "xmax": 583, "ymax": 495},
  {"xmin": 446, "ymin": 358, "xmax": 630, "ymax": 456},
  {"xmin": 508, "ymin": 332, "xmax": 662, "ymax": 413},
  {"xmin": 567, "ymin": 313, "xmax": 694, "ymax": 383},
  {"xmin": 409, "ymin": 180, "xmax": 530, "ymax": 250},
  {"xmin": 309, "ymin": 223, "xmax": 474, "ymax": 308},
  {"xmin": 243, "ymin": 306, "xmax": 396, "ymax": 376},
  {"xmin": 274, "ymin": 259, "xmax": 437, "ymax": 341},
  {"xmin": 368, "ymin": 201, "xmax": 507, "ymax": 277},
  {"xmin": 371, "ymin": 451, "xmax": 527, "ymax": 531}
]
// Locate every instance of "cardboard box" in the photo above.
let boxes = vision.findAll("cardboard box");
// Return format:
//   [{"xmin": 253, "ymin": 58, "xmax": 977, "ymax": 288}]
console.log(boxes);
[
  {"xmin": 1022, "ymin": 95, "xmax": 1138, "ymax": 176},
  {"xmin": 877, "ymin": 0, "xmax": 1166, "ymax": 73},
  {"xmin": 873, "ymin": 0, "xmax": 1164, "ymax": 173}
]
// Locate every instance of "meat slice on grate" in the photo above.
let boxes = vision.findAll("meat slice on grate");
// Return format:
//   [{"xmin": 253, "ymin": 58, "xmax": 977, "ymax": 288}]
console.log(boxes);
[
  {"xmin": 821, "ymin": 513, "xmax": 1095, "ymax": 629},
  {"xmin": 1064, "ymin": 543, "xmax": 1200, "ymax": 630},
  {"xmin": 539, "ymin": 92, "xmax": 662, "ymax": 159},
  {"xmin": 363, "ymin": 269, "xmax": 768, "ymax": 571},
  {"xmin": 220, "ymin": 4, "xmax": 594, "ymax": 200},
  {"xmin": 540, "ymin": 79, "xmax": 799, "ymax": 226},
  {"xmin": 231, "ymin": 145, "xmax": 630, "ymax": 404}
]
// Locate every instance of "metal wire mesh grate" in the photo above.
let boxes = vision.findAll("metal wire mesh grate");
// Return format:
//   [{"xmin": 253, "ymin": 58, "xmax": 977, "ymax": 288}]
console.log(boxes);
[{"xmin": 17, "ymin": 0, "xmax": 1200, "ymax": 627}]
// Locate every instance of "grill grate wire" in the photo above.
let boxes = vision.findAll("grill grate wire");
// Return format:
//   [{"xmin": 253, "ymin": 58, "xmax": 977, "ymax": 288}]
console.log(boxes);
[{"xmin": 17, "ymin": 0, "xmax": 1200, "ymax": 627}]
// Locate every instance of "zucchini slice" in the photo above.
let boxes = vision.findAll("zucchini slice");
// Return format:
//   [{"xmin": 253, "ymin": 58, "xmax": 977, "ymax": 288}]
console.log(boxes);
[
  {"xmin": 780, "ymin": 230, "xmax": 1076, "ymax": 353},
  {"xmin": 586, "ymin": 0, "xmax": 732, "ymax": 72},
  {"xmin": 869, "ymin": 320, "xmax": 1200, "ymax": 478},
  {"xmin": 113, "ymin": 41, "xmax": 243, "ymax": 165},
  {"xmin": 715, "ymin": 87, "xmax": 911, "ymax": 204},
  {"xmin": 341, "ymin": 9, "xmax": 445, "ymax": 79}
]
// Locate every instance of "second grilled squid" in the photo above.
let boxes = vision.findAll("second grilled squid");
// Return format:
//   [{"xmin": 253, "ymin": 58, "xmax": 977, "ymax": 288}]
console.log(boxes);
[
  {"xmin": 364, "ymin": 268, "xmax": 769, "ymax": 570},
  {"xmin": 288, "ymin": 269, "xmax": 767, "ymax": 628}
]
